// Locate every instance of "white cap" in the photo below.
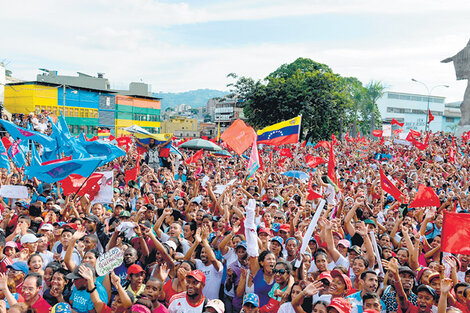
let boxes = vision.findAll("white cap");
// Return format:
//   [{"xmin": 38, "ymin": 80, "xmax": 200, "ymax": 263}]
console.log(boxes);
[
  {"xmin": 206, "ymin": 299, "xmax": 225, "ymax": 313},
  {"xmin": 39, "ymin": 224, "xmax": 54, "ymax": 231},
  {"xmin": 20, "ymin": 234, "xmax": 38, "ymax": 245},
  {"xmin": 164, "ymin": 240, "xmax": 177, "ymax": 251}
]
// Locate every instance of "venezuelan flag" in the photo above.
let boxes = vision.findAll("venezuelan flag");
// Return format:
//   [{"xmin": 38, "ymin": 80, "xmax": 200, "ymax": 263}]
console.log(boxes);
[
  {"xmin": 98, "ymin": 128, "xmax": 111, "ymax": 137},
  {"xmin": 134, "ymin": 133, "xmax": 173, "ymax": 156},
  {"xmin": 257, "ymin": 116, "xmax": 301, "ymax": 146}
]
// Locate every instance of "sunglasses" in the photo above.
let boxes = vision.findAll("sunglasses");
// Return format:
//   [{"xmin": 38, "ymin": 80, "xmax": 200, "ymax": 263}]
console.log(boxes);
[{"xmin": 273, "ymin": 269, "xmax": 287, "ymax": 274}]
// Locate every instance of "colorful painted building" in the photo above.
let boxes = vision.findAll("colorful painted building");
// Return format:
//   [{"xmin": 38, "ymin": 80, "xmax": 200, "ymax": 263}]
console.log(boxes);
[{"xmin": 4, "ymin": 71, "xmax": 161, "ymax": 136}]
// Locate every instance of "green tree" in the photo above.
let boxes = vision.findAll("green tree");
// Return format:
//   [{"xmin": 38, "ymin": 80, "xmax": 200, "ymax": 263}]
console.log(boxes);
[
  {"xmin": 364, "ymin": 81, "xmax": 385, "ymax": 136},
  {"xmin": 228, "ymin": 58, "xmax": 354, "ymax": 141}
]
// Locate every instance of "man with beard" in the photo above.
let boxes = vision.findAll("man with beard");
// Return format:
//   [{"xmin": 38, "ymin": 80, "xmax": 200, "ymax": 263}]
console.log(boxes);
[
  {"xmin": 83, "ymin": 215, "xmax": 109, "ymax": 254},
  {"xmin": 168, "ymin": 270, "xmax": 207, "ymax": 313},
  {"xmin": 67, "ymin": 263, "xmax": 108, "ymax": 313},
  {"xmin": 347, "ymin": 270, "xmax": 385, "ymax": 313},
  {"xmin": 142, "ymin": 277, "xmax": 170, "ymax": 313},
  {"xmin": 114, "ymin": 247, "xmax": 139, "ymax": 285}
]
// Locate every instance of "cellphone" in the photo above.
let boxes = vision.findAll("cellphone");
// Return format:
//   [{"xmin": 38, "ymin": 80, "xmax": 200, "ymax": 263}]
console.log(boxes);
[{"xmin": 400, "ymin": 204, "xmax": 409, "ymax": 217}]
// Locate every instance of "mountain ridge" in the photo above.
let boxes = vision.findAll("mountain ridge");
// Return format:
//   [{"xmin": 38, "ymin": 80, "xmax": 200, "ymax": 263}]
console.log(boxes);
[{"xmin": 153, "ymin": 89, "xmax": 229, "ymax": 110}]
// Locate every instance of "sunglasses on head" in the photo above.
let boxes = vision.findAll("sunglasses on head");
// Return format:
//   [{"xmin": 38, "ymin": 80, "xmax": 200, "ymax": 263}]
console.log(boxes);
[{"xmin": 273, "ymin": 268, "xmax": 287, "ymax": 274}]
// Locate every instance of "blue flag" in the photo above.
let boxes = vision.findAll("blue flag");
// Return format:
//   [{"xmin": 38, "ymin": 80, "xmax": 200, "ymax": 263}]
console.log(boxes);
[
  {"xmin": 80, "ymin": 140, "xmax": 125, "ymax": 165},
  {"xmin": 0, "ymin": 140, "xmax": 10, "ymax": 173},
  {"xmin": 25, "ymin": 156, "xmax": 105, "ymax": 183},
  {"xmin": 0, "ymin": 120, "xmax": 56, "ymax": 149},
  {"xmin": 30, "ymin": 143, "xmax": 42, "ymax": 167},
  {"xmin": 8, "ymin": 140, "xmax": 27, "ymax": 168}
]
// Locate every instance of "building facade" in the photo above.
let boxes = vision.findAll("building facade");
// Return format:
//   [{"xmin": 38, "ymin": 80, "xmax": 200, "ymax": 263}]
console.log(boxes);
[
  {"xmin": 377, "ymin": 91, "xmax": 446, "ymax": 133},
  {"xmin": 161, "ymin": 116, "xmax": 198, "ymax": 137},
  {"xmin": 211, "ymin": 96, "xmax": 245, "ymax": 131},
  {"xmin": 4, "ymin": 70, "xmax": 161, "ymax": 136}
]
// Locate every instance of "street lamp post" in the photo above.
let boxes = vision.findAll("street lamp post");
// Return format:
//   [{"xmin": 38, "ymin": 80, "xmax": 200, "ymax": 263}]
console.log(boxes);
[{"xmin": 411, "ymin": 79, "xmax": 449, "ymax": 132}]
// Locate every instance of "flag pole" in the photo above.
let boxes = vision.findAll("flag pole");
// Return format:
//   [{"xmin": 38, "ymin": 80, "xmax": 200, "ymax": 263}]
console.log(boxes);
[{"xmin": 72, "ymin": 163, "xmax": 102, "ymax": 202}]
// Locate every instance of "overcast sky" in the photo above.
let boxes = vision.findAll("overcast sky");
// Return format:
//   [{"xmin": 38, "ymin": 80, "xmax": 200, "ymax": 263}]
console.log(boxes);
[{"xmin": 2, "ymin": 0, "xmax": 469, "ymax": 101}]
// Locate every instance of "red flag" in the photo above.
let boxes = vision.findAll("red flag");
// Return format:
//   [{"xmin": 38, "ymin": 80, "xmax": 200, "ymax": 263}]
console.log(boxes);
[
  {"xmin": 220, "ymin": 119, "xmax": 256, "ymax": 155},
  {"xmin": 305, "ymin": 155, "xmax": 326, "ymax": 168},
  {"xmin": 449, "ymin": 146, "xmax": 455, "ymax": 163},
  {"xmin": 145, "ymin": 194, "xmax": 150, "ymax": 204},
  {"xmin": 108, "ymin": 135, "xmax": 116, "ymax": 141},
  {"xmin": 278, "ymin": 157, "xmax": 288, "ymax": 170},
  {"xmin": 380, "ymin": 168, "xmax": 405, "ymax": 202},
  {"xmin": 258, "ymin": 154, "xmax": 264, "ymax": 171},
  {"xmin": 125, "ymin": 156, "xmax": 140, "ymax": 183},
  {"xmin": 408, "ymin": 184, "xmax": 440, "ymax": 208},
  {"xmin": 279, "ymin": 148, "xmax": 293, "ymax": 158},
  {"xmin": 1, "ymin": 137, "xmax": 11, "ymax": 151},
  {"xmin": 307, "ymin": 176, "xmax": 322, "ymax": 200},
  {"xmin": 345, "ymin": 132, "xmax": 353, "ymax": 142},
  {"xmin": 185, "ymin": 149, "xmax": 203, "ymax": 164},
  {"xmin": 372, "ymin": 130, "xmax": 383, "ymax": 137},
  {"xmin": 201, "ymin": 136, "xmax": 208, "ymax": 140},
  {"xmin": 380, "ymin": 136, "xmax": 385, "ymax": 145},
  {"xmin": 314, "ymin": 141, "xmax": 330, "ymax": 149},
  {"xmin": 327, "ymin": 145, "xmax": 336, "ymax": 183},
  {"xmin": 413, "ymin": 141, "xmax": 429, "ymax": 151},
  {"xmin": 60, "ymin": 173, "xmax": 104, "ymax": 198},
  {"xmin": 331, "ymin": 134, "xmax": 337, "ymax": 146},
  {"xmin": 410, "ymin": 129, "xmax": 421, "ymax": 137},
  {"xmin": 428, "ymin": 110, "xmax": 434, "ymax": 123},
  {"xmin": 269, "ymin": 149, "xmax": 273, "ymax": 162},
  {"xmin": 209, "ymin": 137, "xmax": 217, "ymax": 143},
  {"xmin": 442, "ymin": 211, "xmax": 470, "ymax": 255},
  {"xmin": 391, "ymin": 118, "xmax": 404, "ymax": 127},
  {"xmin": 392, "ymin": 128, "xmax": 403, "ymax": 135},
  {"xmin": 116, "ymin": 136, "xmax": 132, "ymax": 152},
  {"xmin": 301, "ymin": 141, "xmax": 307, "ymax": 148}
]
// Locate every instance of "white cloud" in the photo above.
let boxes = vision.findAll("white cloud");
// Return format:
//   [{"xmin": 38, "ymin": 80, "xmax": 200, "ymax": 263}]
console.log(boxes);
[{"xmin": 1, "ymin": 0, "xmax": 469, "ymax": 104}]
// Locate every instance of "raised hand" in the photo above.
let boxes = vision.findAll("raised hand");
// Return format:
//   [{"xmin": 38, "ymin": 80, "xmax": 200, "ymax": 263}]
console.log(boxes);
[
  {"xmin": 159, "ymin": 263, "xmax": 169, "ymax": 282},
  {"xmin": 110, "ymin": 271, "xmax": 121, "ymax": 288},
  {"xmin": 440, "ymin": 277, "xmax": 453, "ymax": 294},
  {"xmin": 0, "ymin": 273, "xmax": 8, "ymax": 292},
  {"xmin": 194, "ymin": 228, "xmax": 202, "ymax": 243},
  {"xmin": 304, "ymin": 280, "xmax": 324, "ymax": 296},
  {"xmin": 78, "ymin": 264, "xmax": 94, "ymax": 282}
]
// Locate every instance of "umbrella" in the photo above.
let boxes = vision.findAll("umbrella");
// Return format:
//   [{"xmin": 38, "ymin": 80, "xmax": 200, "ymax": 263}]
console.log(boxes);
[
  {"xmin": 211, "ymin": 150, "xmax": 232, "ymax": 157},
  {"xmin": 122, "ymin": 125, "xmax": 151, "ymax": 135},
  {"xmin": 281, "ymin": 170, "xmax": 309, "ymax": 180},
  {"xmin": 179, "ymin": 139, "xmax": 222, "ymax": 151}
]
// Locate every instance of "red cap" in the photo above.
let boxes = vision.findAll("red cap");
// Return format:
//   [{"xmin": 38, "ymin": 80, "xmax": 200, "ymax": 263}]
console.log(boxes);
[
  {"xmin": 332, "ymin": 231, "xmax": 344, "ymax": 239},
  {"xmin": 327, "ymin": 297, "xmax": 352, "ymax": 313},
  {"xmin": 259, "ymin": 228, "xmax": 272, "ymax": 236},
  {"xmin": 127, "ymin": 264, "xmax": 145, "ymax": 275},
  {"xmin": 318, "ymin": 272, "xmax": 333, "ymax": 282},
  {"xmin": 331, "ymin": 269, "xmax": 353, "ymax": 293},
  {"xmin": 363, "ymin": 310, "xmax": 380, "ymax": 313},
  {"xmin": 63, "ymin": 223, "xmax": 78, "ymax": 231},
  {"xmin": 428, "ymin": 272, "xmax": 440, "ymax": 282},
  {"xmin": 186, "ymin": 269, "xmax": 206, "ymax": 285},
  {"xmin": 279, "ymin": 224, "xmax": 290, "ymax": 232}
]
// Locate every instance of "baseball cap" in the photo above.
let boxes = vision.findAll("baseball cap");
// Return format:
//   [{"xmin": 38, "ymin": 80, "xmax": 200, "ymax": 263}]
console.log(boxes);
[
  {"xmin": 279, "ymin": 224, "xmax": 290, "ymax": 232},
  {"xmin": 5, "ymin": 241, "xmax": 17, "ymax": 249},
  {"xmin": 139, "ymin": 220, "xmax": 152, "ymax": 229},
  {"xmin": 271, "ymin": 236, "xmax": 284, "ymax": 245},
  {"xmin": 363, "ymin": 310, "xmax": 379, "ymax": 313},
  {"xmin": 331, "ymin": 269, "xmax": 353, "ymax": 293},
  {"xmin": 258, "ymin": 228, "xmax": 272, "ymax": 236},
  {"xmin": 206, "ymin": 299, "xmax": 225, "ymax": 313},
  {"xmin": 186, "ymin": 269, "xmax": 206, "ymax": 285},
  {"xmin": 128, "ymin": 180, "xmax": 139, "ymax": 189},
  {"xmin": 348, "ymin": 245, "xmax": 362, "ymax": 255},
  {"xmin": 53, "ymin": 221, "xmax": 66, "ymax": 227},
  {"xmin": 15, "ymin": 201, "xmax": 29, "ymax": 209},
  {"xmin": 127, "ymin": 264, "xmax": 145, "ymax": 275},
  {"xmin": 338, "ymin": 239, "xmax": 351, "ymax": 249},
  {"xmin": 7, "ymin": 261, "xmax": 29, "ymax": 275},
  {"xmin": 271, "ymin": 223, "xmax": 280, "ymax": 232},
  {"xmin": 399, "ymin": 266, "xmax": 417, "ymax": 278},
  {"xmin": 427, "ymin": 272, "xmax": 440, "ymax": 282},
  {"xmin": 63, "ymin": 223, "xmax": 78, "ymax": 231},
  {"xmin": 39, "ymin": 224, "xmax": 54, "ymax": 232},
  {"xmin": 243, "ymin": 293, "xmax": 259, "ymax": 307},
  {"xmin": 120, "ymin": 211, "xmax": 131, "ymax": 218},
  {"xmin": 84, "ymin": 215, "xmax": 100, "ymax": 224},
  {"xmin": 364, "ymin": 219, "xmax": 376, "ymax": 227},
  {"xmin": 332, "ymin": 231, "xmax": 344, "ymax": 239},
  {"xmin": 318, "ymin": 272, "xmax": 333, "ymax": 283},
  {"xmin": 269, "ymin": 203, "xmax": 279, "ymax": 209},
  {"xmin": 327, "ymin": 297, "xmax": 352, "ymax": 313},
  {"xmin": 164, "ymin": 241, "xmax": 177, "ymax": 251},
  {"xmin": 50, "ymin": 303, "xmax": 72, "ymax": 313},
  {"xmin": 236, "ymin": 241, "xmax": 247, "ymax": 250},
  {"xmin": 20, "ymin": 234, "xmax": 38, "ymax": 245},
  {"xmin": 417, "ymin": 284, "xmax": 437, "ymax": 300},
  {"xmin": 66, "ymin": 263, "xmax": 95, "ymax": 280}
]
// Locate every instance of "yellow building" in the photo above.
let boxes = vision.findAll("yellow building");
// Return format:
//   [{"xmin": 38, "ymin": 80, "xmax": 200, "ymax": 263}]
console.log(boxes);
[{"xmin": 161, "ymin": 116, "xmax": 198, "ymax": 137}]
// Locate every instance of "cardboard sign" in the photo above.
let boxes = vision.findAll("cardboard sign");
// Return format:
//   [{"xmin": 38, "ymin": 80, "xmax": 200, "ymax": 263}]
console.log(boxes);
[
  {"xmin": 91, "ymin": 171, "xmax": 113, "ymax": 204},
  {"xmin": 0, "ymin": 185, "xmax": 28, "ymax": 199},
  {"xmin": 95, "ymin": 247, "xmax": 123, "ymax": 277}
]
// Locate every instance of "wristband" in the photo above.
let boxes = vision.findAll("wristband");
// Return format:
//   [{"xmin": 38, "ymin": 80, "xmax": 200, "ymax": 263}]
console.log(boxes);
[{"xmin": 87, "ymin": 285, "xmax": 97, "ymax": 293}]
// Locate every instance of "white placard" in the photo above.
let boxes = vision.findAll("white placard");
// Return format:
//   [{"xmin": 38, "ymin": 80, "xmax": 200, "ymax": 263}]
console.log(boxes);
[
  {"xmin": 0, "ymin": 185, "xmax": 28, "ymax": 199},
  {"xmin": 295, "ymin": 199, "xmax": 325, "ymax": 268},
  {"xmin": 91, "ymin": 171, "xmax": 114, "ymax": 204},
  {"xmin": 95, "ymin": 247, "xmax": 124, "ymax": 277}
]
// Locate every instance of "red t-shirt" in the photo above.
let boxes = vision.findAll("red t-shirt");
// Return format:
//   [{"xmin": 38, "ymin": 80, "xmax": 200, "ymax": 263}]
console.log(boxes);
[
  {"xmin": 163, "ymin": 279, "xmax": 178, "ymax": 306},
  {"xmin": 31, "ymin": 295, "xmax": 51, "ymax": 311},
  {"xmin": 153, "ymin": 303, "xmax": 170, "ymax": 313},
  {"xmin": 0, "ymin": 256, "xmax": 13, "ymax": 274}
]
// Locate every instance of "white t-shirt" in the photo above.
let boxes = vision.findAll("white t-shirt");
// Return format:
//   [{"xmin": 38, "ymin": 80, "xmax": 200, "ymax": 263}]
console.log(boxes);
[
  {"xmin": 168, "ymin": 292, "xmax": 205, "ymax": 313},
  {"xmin": 195, "ymin": 259, "xmax": 223, "ymax": 300},
  {"xmin": 278, "ymin": 302, "xmax": 296, "ymax": 313}
]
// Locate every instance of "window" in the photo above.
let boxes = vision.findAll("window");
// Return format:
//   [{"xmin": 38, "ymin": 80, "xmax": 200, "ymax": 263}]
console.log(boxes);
[
  {"xmin": 446, "ymin": 117, "xmax": 455, "ymax": 123},
  {"xmin": 52, "ymin": 107, "xmax": 58, "ymax": 116},
  {"xmin": 75, "ymin": 109, "xmax": 79, "ymax": 117}
]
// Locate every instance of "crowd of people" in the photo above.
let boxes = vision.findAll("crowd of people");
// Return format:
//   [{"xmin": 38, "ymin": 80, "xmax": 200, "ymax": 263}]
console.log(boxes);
[{"xmin": 0, "ymin": 122, "xmax": 467, "ymax": 313}]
